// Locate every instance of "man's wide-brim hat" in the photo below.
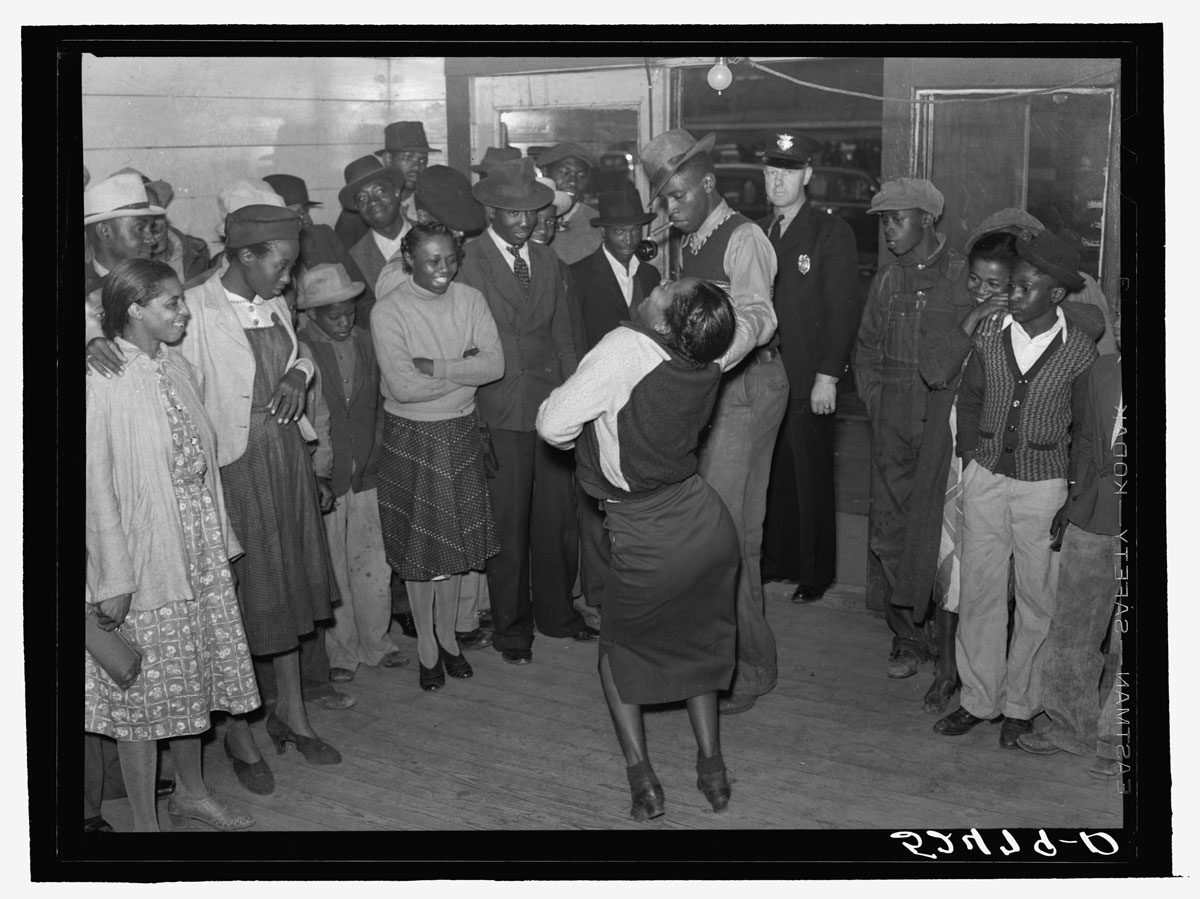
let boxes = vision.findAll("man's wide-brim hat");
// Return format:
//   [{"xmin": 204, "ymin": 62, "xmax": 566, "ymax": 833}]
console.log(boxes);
[
  {"xmin": 471, "ymin": 146, "xmax": 522, "ymax": 174},
  {"xmin": 757, "ymin": 131, "xmax": 820, "ymax": 169},
  {"xmin": 472, "ymin": 157, "xmax": 554, "ymax": 211},
  {"xmin": 590, "ymin": 189, "xmax": 655, "ymax": 227},
  {"xmin": 1015, "ymin": 230, "xmax": 1085, "ymax": 293},
  {"xmin": 111, "ymin": 167, "xmax": 176, "ymax": 210},
  {"xmin": 377, "ymin": 121, "xmax": 440, "ymax": 155},
  {"xmin": 296, "ymin": 262, "xmax": 365, "ymax": 309},
  {"xmin": 639, "ymin": 129, "xmax": 717, "ymax": 200},
  {"xmin": 339, "ymin": 156, "xmax": 406, "ymax": 212},
  {"xmin": 416, "ymin": 165, "xmax": 487, "ymax": 232},
  {"xmin": 264, "ymin": 173, "xmax": 322, "ymax": 208},
  {"xmin": 84, "ymin": 173, "xmax": 166, "ymax": 225}
]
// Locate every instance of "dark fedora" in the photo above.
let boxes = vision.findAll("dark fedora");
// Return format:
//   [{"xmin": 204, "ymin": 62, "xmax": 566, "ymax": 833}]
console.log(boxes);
[
  {"xmin": 416, "ymin": 165, "xmax": 486, "ymax": 232},
  {"xmin": 590, "ymin": 190, "xmax": 655, "ymax": 228},
  {"xmin": 639, "ymin": 129, "xmax": 717, "ymax": 200},
  {"xmin": 757, "ymin": 131, "xmax": 820, "ymax": 169},
  {"xmin": 536, "ymin": 142, "xmax": 598, "ymax": 172},
  {"xmin": 264, "ymin": 173, "xmax": 322, "ymax": 208},
  {"xmin": 471, "ymin": 157, "xmax": 554, "ymax": 211},
  {"xmin": 378, "ymin": 121, "xmax": 440, "ymax": 155},
  {"xmin": 1015, "ymin": 230, "xmax": 1085, "ymax": 292},
  {"xmin": 471, "ymin": 146, "xmax": 522, "ymax": 175},
  {"xmin": 338, "ymin": 156, "xmax": 405, "ymax": 212}
]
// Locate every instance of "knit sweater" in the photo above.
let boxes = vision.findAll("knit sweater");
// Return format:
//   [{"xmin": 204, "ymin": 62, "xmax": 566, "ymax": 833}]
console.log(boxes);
[
  {"xmin": 958, "ymin": 322, "xmax": 1098, "ymax": 482},
  {"xmin": 371, "ymin": 278, "xmax": 504, "ymax": 421}
]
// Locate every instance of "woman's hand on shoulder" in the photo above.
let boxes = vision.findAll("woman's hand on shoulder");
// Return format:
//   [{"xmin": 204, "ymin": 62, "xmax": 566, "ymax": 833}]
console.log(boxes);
[{"xmin": 86, "ymin": 337, "xmax": 126, "ymax": 378}]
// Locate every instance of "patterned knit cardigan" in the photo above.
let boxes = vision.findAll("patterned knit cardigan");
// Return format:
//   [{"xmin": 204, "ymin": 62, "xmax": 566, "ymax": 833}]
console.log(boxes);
[{"xmin": 957, "ymin": 324, "xmax": 1098, "ymax": 483}]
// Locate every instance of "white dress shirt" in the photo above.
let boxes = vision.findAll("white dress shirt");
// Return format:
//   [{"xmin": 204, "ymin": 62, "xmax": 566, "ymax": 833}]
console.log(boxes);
[
  {"xmin": 602, "ymin": 246, "xmax": 640, "ymax": 308},
  {"xmin": 487, "ymin": 227, "xmax": 531, "ymax": 273},
  {"xmin": 1004, "ymin": 306, "xmax": 1067, "ymax": 375}
]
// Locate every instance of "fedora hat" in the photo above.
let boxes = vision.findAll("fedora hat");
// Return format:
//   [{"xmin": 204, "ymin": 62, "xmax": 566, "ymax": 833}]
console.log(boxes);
[
  {"xmin": 472, "ymin": 158, "xmax": 554, "ymax": 211},
  {"xmin": 296, "ymin": 262, "xmax": 365, "ymax": 310},
  {"xmin": 1015, "ymin": 230, "xmax": 1085, "ymax": 292},
  {"xmin": 84, "ymin": 173, "xmax": 167, "ymax": 225},
  {"xmin": 378, "ymin": 121, "xmax": 440, "ymax": 155},
  {"xmin": 757, "ymin": 131, "xmax": 820, "ymax": 169},
  {"xmin": 590, "ymin": 189, "xmax": 655, "ymax": 228},
  {"xmin": 415, "ymin": 165, "xmax": 487, "ymax": 232},
  {"xmin": 264, "ymin": 173, "xmax": 322, "ymax": 208},
  {"xmin": 471, "ymin": 146, "xmax": 522, "ymax": 175},
  {"xmin": 639, "ymin": 129, "xmax": 717, "ymax": 200},
  {"xmin": 536, "ymin": 142, "xmax": 598, "ymax": 172},
  {"xmin": 537, "ymin": 176, "xmax": 574, "ymax": 216},
  {"xmin": 338, "ymin": 156, "xmax": 406, "ymax": 212},
  {"xmin": 110, "ymin": 167, "xmax": 175, "ymax": 209}
]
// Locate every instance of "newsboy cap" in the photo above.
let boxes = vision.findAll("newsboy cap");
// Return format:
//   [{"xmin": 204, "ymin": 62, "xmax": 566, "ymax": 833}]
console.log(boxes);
[
  {"xmin": 965, "ymin": 208, "xmax": 1045, "ymax": 253},
  {"xmin": 867, "ymin": 178, "xmax": 944, "ymax": 218}
]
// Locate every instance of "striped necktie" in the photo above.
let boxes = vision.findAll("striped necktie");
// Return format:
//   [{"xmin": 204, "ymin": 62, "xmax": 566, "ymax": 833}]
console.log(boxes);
[{"xmin": 507, "ymin": 245, "xmax": 531, "ymax": 292}]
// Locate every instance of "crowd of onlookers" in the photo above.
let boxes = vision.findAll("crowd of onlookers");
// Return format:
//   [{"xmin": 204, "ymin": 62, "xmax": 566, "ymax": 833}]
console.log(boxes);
[{"xmin": 82, "ymin": 116, "xmax": 1126, "ymax": 830}]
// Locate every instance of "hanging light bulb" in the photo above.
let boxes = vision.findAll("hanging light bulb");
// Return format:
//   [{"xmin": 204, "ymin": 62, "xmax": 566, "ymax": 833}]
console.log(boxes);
[{"xmin": 707, "ymin": 57, "xmax": 733, "ymax": 94}]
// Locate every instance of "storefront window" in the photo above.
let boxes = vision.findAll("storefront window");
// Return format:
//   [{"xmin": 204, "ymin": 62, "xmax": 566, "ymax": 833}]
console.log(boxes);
[{"xmin": 918, "ymin": 88, "xmax": 1115, "ymax": 277}]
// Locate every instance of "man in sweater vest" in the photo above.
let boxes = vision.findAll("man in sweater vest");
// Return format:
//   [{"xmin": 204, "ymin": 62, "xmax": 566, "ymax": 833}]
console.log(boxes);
[
  {"xmin": 640, "ymin": 129, "xmax": 785, "ymax": 715},
  {"xmin": 935, "ymin": 230, "xmax": 1098, "ymax": 747}
]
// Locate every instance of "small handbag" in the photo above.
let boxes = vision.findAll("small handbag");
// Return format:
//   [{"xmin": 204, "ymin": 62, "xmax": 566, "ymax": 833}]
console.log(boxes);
[{"xmin": 85, "ymin": 604, "xmax": 143, "ymax": 690}]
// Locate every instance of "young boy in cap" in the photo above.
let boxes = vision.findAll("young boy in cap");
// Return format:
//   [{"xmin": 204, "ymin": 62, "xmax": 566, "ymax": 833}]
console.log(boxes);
[
  {"xmin": 296, "ymin": 263, "xmax": 409, "ymax": 682},
  {"xmin": 538, "ymin": 142, "xmax": 603, "ymax": 265},
  {"xmin": 855, "ymin": 177, "xmax": 967, "ymax": 680},
  {"xmin": 935, "ymin": 230, "xmax": 1098, "ymax": 748}
]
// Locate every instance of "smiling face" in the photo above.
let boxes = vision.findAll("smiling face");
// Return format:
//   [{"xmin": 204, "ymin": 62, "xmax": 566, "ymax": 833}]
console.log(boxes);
[
  {"xmin": 404, "ymin": 232, "xmax": 459, "ymax": 295},
  {"xmin": 530, "ymin": 206, "xmax": 558, "ymax": 246},
  {"xmin": 764, "ymin": 165, "xmax": 809, "ymax": 210},
  {"xmin": 310, "ymin": 298, "xmax": 357, "ymax": 340},
  {"xmin": 240, "ymin": 240, "xmax": 300, "ymax": 299},
  {"xmin": 967, "ymin": 258, "xmax": 1013, "ymax": 303},
  {"xmin": 487, "ymin": 206, "xmax": 537, "ymax": 248},
  {"xmin": 1008, "ymin": 260, "xmax": 1064, "ymax": 335},
  {"xmin": 879, "ymin": 208, "xmax": 929, "ymax": 257},
  {"xmin": 545, "ymin": 157, "xmax": 589, "ymax": 200},
  {"xmin": 137, "ymin": 277, "xmax": 190, "ymax": 346},
  {"xmin": 661, "ymin": 170, "xmax": 716, "ymax": 235},
  {"xmin": 355, "ymin": 177, "xmax": 401, "ymax": 232},
  {"xmin": 601, "ymin": 223, "xmax": 644, "ymax": 267}
]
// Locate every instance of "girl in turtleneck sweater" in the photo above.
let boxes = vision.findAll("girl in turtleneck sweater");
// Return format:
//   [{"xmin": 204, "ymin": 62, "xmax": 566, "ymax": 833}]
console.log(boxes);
[{"xmin": 371, "ymin": 223, "xmax": 505, "ymax": 691}]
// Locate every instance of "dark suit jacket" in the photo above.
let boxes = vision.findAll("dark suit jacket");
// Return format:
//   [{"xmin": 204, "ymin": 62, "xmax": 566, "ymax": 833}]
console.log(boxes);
[
  {"xmin": 1067, "ymin": 353, "xmax": 1121, "ymax": 535},
  {"xmin": 456, "ymin": 234, "xmax": 579, "ymax": 432},
  {"xmin": 348, "ymin": 231, "xmax": 392, "ymax": 327},
  {"xmin": 570, "ymin": 246, "xmax": 661, "ymax": 353},
  {"xmin": 760, "ymin": 203, "xmax": 861, "ymax": 399}
]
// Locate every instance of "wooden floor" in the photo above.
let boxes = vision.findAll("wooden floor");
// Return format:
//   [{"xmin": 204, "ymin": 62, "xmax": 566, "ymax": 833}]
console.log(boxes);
[{"xmin": 99, "ymin": 584, "xmax": 1123, "ymax": 832}]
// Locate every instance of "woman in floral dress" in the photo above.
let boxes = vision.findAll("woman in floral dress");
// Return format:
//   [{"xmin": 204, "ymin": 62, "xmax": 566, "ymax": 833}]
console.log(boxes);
[{"xmin": 86, "ymin": 258, "xmax": 260, "ymax": 831}]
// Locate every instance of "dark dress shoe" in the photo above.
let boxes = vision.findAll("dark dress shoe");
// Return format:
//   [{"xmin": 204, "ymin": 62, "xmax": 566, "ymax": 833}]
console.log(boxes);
[
  {"xmin": 791, "ymin": 581, "xmax": 831, "ymax": 603},
  {"xmin": 626, "ymin": 760, "xmax": 665, "ymax": 822},
  {"xmin": 570, "ymin": 625, "xmax": 600, "ymax": 642},
  {"xmin": 395, "ymin": 611, "xmax": 417, "ymax": 639},
  {"xmin": 999, "ymin": 716, "xmax": 1034, "ymax": 749},
  {"xmin": 922, "ymin": 676, "xmax": 959, "ymax": 714},
  {"xmin": 156, "ymin": 778, "xmax": 176, "ymax": 798},
  {"xmin": 83, "ymin": 815, "xmax": 114, "ymax": 833},
  {"xmin": 455, "ymin": 628, "xmax": 494, "ymax": 651},
  {"xmin": 419, "ymin": 659, "xmax": 446, "ymax": 692},
  {"xmin": 478, "ymin": 610, "xmax": 493, "ymax": 631},
  {"xmin": 439, "ymin": 644, "xmax": 473, "ymax": 678},
  {"xmin": 500, "ymin": 648, "xmax": 532, "ymax": 665},
  {"xmin": 223, "ymin": 733, "xmax": 275, "ymax": 795},
  {"xmin": 696, "ymin": 752, "xmax": 731, "ymax": 813},
  {"xmin": 933, "ymin": 707, "xmax": 997, "ymax": 736}
]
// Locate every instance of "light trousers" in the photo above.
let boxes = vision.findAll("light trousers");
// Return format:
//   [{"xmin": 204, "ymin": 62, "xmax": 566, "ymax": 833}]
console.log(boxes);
[
  {"xmin": 956, "ymin": 463, "xmax": 1066, "ymax": 720},
  {"xmin": 323, "ymin": 487, "xmax": 399, "ymax": 671}
]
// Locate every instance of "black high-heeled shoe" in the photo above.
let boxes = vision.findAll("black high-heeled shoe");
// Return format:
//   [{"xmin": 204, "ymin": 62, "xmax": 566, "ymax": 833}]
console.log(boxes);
[
  {"xmin": 696, "ymin": 751, "xmax": 731, "ymax": 813},
  {"xmin": 626, "ymin": 759, "xmax": 666, "ymax": 822},
  {"xmin": 439, "ymin": 644, "xmax": 473, "ymax": 679},
  {"xmin": 419, "ymin": 657, "xmax": 446, "ymax": 692},
  {"xmin": 223, "ymin": 732, "xmax": 275, "ymax": 795},
  {"xmin": 265, "ymin": 713, "xmax": 342, "ymax": 765}
]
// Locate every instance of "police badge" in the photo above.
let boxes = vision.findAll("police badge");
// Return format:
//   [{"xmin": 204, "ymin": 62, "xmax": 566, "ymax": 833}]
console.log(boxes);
[{"xmin": 797, "ymin": 254, "xmax": 811, "ymax": 274}]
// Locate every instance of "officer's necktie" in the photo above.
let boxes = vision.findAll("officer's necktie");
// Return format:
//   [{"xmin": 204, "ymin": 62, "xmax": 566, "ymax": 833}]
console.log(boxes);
[
  {"xmin": 768, "ymin": 215, "xmax": 784, "ymax": 244},
  {"xmin": 507, "ymin": 245, "xmax": 531, "ymax": 292}
]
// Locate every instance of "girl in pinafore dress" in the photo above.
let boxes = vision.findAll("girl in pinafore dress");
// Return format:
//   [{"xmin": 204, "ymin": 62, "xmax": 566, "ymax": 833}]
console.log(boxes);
[
  {"xmin": 373, "ymin": 223, "xmax": 504, "ymax": 692},
  {"xmin": 537, "ymin": 277, "xmax": 741, "ymax": 822},
  {"xmin": 86, "ymin": 258, "xmax": 260, "ymax": 831},
  {"xmin": 179, "ymin": 205, "xmax": 343, "ymax": 792}
]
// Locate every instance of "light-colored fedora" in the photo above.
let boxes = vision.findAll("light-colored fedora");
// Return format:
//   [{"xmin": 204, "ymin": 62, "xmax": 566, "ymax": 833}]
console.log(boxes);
[
  {"xmin": 83, "ymin": 173, "xmax": 167, "ymax": 225},
  {"xmin": 296, "ymin": 262, "xmax": 366, "ymax": 309}
]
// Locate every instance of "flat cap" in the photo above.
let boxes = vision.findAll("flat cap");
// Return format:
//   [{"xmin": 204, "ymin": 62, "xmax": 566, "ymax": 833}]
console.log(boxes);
[
  {"xmin": 965, "ymin": 208, "xmax": 1044, "ymax": 253},
  {"xmin": 867, "ymin": 178, "xmax": 944, "ymax": 218},
  {"xmin": 537, "ymin": 142, "xmax": 598, "ymax": 172}
]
